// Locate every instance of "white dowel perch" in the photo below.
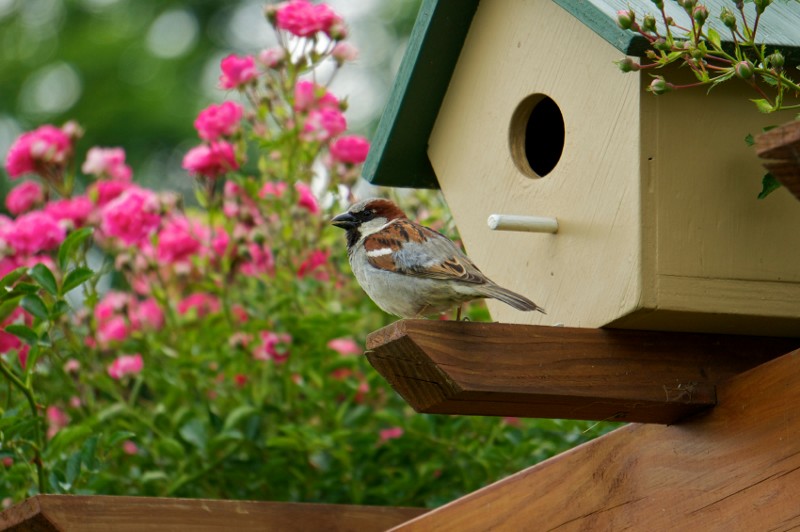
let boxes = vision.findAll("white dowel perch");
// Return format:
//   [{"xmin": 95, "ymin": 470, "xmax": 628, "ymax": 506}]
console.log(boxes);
[{"xmin": 487, "ymin": 214, "xmax": 559, "ymax": 234}]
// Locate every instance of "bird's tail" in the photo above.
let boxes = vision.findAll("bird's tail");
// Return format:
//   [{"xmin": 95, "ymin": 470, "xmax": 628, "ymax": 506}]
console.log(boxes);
[{"xmin": 478, "ymin": 283, "xmax": 546, "ymax": 314}]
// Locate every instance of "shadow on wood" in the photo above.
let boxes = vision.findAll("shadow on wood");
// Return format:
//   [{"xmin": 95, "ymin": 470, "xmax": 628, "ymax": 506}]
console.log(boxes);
[
  {"xmin": 366, "ymin": 320, "xmax": 798, "ymax": 424},
  {"xmin": 0, "ymin": 495, "xmax": 427, "ymax": 532},
  {"xmin": 391, "ymin": 347, "xmax": 800, "ymax": 530}
]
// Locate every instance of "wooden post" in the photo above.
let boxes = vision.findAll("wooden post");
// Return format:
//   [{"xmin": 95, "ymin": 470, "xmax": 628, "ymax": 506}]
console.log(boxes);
[
  {"xmin": 390, "ymin": 347, "xmax": 800, "ymax": 531},
  {"xmin": 0, "ymin": 495, "xmax": 427, "ymax": 531},
  {"xmin": 366, "ymin": 320, "xmax": 798, "ymax": 424}
]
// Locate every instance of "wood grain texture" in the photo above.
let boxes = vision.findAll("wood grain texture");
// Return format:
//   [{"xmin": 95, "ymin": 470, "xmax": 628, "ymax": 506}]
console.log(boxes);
[
  {"xmin": 0, "ymin": 495, "xmax": 427, "ymax": 532},
  {"xmin": 391, "ymin": 348, "xmax": 800, "ymax": 531},
  {"xmin": 756, "ymin": 120, "xmax": 800, "ymax": 201},
  {"xmin": 366, "ymin": 320, "xmax": 798, "ymax": 424}
]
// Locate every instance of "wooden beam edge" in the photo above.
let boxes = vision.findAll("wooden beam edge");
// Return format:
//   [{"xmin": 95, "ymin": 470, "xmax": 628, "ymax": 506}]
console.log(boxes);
[{"xmin": 366, "ymin": 320, "xmax": 798, "ymax": 424}]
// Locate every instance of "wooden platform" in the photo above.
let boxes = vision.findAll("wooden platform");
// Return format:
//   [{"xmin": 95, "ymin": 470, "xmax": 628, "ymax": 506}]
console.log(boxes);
[
  {"xmin": 0, "ymin": 495, "xmax": 427, "ymax": 532},
  {"xmin": 392, "ymin": 345, "xmax": 800, "ymax": 530},
  {"xmin": 366, "ymin": 320, "xmax": 798, "ymax": 424}
]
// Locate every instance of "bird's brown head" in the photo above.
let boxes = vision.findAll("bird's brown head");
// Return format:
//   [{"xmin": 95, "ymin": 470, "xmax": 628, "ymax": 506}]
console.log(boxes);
[{"xmin": 331, "ymin": 198, "xmax": 407, "ymax": 247}]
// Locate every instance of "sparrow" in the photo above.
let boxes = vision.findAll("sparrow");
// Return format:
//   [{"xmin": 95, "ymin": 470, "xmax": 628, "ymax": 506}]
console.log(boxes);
[{"xmin": 331, "ymin": 198, "xmax": 545, "ymax": 319}]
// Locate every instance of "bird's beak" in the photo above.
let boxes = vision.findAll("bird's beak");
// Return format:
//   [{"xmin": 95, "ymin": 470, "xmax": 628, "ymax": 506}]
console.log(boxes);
[{"xmin": 331, "ymin": 212, "xmax": 357, "ymax": 229}]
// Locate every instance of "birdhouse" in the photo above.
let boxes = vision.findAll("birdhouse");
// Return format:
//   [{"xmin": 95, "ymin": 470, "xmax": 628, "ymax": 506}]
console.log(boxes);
[{"xmin": 363, "ymin": 0, "xmax": 800, "ymax": 336}]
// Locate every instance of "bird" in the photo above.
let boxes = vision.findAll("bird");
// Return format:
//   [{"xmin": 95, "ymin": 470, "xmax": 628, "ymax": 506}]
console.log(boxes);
[{"xmin": 330, "ymin": 198, "xmax": 545, "ymax": 319}]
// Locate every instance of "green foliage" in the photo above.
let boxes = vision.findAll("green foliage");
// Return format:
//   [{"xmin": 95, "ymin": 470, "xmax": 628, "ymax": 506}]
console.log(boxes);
[{"xmin": 0, "ymin": 0, "xmax": 616, "ymax": 511}]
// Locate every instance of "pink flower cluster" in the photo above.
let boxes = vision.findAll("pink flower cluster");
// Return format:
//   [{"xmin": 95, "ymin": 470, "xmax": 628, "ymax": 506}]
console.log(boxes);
[
  {"xmin": 219, "ymin": 54, "xmax": 258, "ymax": 90},
  {"xmin": 184, "ymin": 99, "xmax": 244, "ymax": 179},
  {"xmin": 100, "ymin": 186, "xmax": 162, "ymax": 245},
  {"xmin": 274, "ymin": 0, "xmax": 342, "ymax": 38},
  {"xmin": 5, "ymin": 181, "xmax": 44, "ymax": 215},
  {"xmin": 92, "ymin": 291, "xmax": 164, "ymax": 348},
  {"xmin": 0, "ymin": 211, "xmax": 66, "ymax": 256},
  {"xmin": 194, "ymin": 101, "xmax": 243, "ymax": 141},
  {"xmin": 107, "ymin": 354, "xmax": 144, "ymax": 379},
  {"xmin": 291, "ymin": 81, "xmax": 370, "ymax": 164},
  {"xmin": 253, "ymin": 331, "xmax": 292, "ymax": 363},
  {"xmin": 4, "ymin": 124, "xmax": 73, "ymax": 179},
  {"xmin": 82, "ymin": 147, "xmax": 132, "ymax": 181}
]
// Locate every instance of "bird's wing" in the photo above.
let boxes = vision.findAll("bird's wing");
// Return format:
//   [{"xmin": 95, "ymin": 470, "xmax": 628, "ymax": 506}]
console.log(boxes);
[{"xmin": 362, "ymin": 219, "xmax": 487, "ymax": 284}]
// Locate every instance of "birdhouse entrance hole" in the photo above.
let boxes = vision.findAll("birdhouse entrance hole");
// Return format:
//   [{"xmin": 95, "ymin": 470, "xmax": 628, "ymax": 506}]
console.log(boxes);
[{"xmin": 509, "ymin": 94, "xmax": 564, "ymax": 178}]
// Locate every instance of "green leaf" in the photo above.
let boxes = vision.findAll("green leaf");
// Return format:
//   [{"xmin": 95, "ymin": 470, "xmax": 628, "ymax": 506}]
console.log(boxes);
[
  {"xmin": 57, "ymin": 227, "xmax": 94, "ymax": 271},
  {"xmin": 48, "ymin": 425, "xmax": 93, "ymax": 457},
  {"xmin": 29, "ymin": 264, "xmax": 58, "ymax": 296},
  {"xmin": 65, "ymin": 450, "xmax": 83, "ymax": 485},
  {"xmin": 21, "ymin": 294, "xmax": 48, "ymax": 321},
  {"xmin": 81, "ymin": 435, "xmax": 100, "ymax": 472},
  {"xmin": 0, "ymin": 267, "xmax": 29, "ymax": 292},
  {"xmin": 61, "ymin": 267, "xmax": 95, "ymax": 295},
  {"xmin": 5, "ymin": 324, "xmax": 38, "ymax": 346},
  {"xmin": 222, "ymin": 405, "xmax": 258, "ymax": 432},
  {"xmin": 155, "ymin": 437, "xmax": 186, "ymax": 460},
  {"xmin": 141, "ymin": 471, "xmax": 169, "ymax": 483},
  {"xmin": 179, "ymin": 419, "xmax": 207, "ymax": 451},
  {"xmin": 745, "ymin": 133, "xmax": 756, "ymax": 147},
  {"xmin": 707, "ymin": 28, "xmax": 721, "ymax": 49},
  {"xmin": 0, "ymin": 297, "xmax": 22, "ymax": 323},
  {"xmin": 751, "ymin": 98, "xmax": 774, "ymax": 113},
  {"xmin": 51, "ymin": 300, "xmax": 71, "ymax": 319},
  {"xmin": 107, "ymin": 430, "xmax": 136, "ymax": 447},
  {"xmin": 758, "ymin": 173, "xmax": 782, "ymax": 199}
]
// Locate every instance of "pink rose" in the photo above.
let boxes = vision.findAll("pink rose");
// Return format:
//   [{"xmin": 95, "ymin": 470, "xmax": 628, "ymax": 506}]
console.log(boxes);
[
  {"xmin": 95, "ymin": 291, "xmax": 131, "ymax": 321},
  {"xmin": 82, "ymin": 147, "xmax": 133, "ymax": 181},
  {"xmin": 302, "ymin": 108, "xmax": 347, "ymax": 141},
  {"xmin": 219, "ymin": 54, "xmax": 258, "ymax": 89},
  {"xmin": 330, "ymin": 135, "xmax": 370, "ymax": 164},
  {"xmin": 97, "ymin": 315, "xmax": 129, "ymax": 345},
  {"xmin": 89, "ymin": 179, "xmax": 132, "ymax": 206},
  {"xmin": 293, "ymin": 81, "xmax": 339, "ymax": 112},
  {"xmin": 132, "ymin": 298, "xmax": 164, "ymax": 331},
  {"xmin": 240, "ymin": 243, "xmax": 275, "ymax": 277},
  {"xmin": 331, "ymin": 42, "xmax": 358, "ymax": 63},
  {"xmin": 107, "ymin": 354, "xmax": 144, "ymax": 379},
  {"xmin": 5, "ymin": 211, "xmax": 66, "ymax": 255},
  {"xmin": 275, "ymin": 0, "xmax": 339, "ymax": 37},
  {"xmin": 379, "ymin": 427, "xmax": 404, "ymax": 442},
  {"xmin": 46, "ymin": 406, "xmax": 70, "ymax": 439},
  {"xmin": 253, "ymin": 331, "xmax": 292, "ymax": 363},
  {"xmin": 177, "ymin": 293, "xmax": 221, "ymax": 318},
  {"xmin": 45, "ymin": 196, "xmax": 93, "ymax": 228},
  {"xmin": 297, "ymin": 249, "xmax": 329, "ymax": 279},
  {"xmin": 259, "ymin": 181, "xmax": 288, "ymax": 198},
  {"xmin": 194, "ymin": 101, "xmax": 244, "ymax": 141},
  {"xmin": 182, "ymin": 141, "xmax": 239, "ymax": 178},
  {"xmin": 122, "ymin": 440, "xmax": 138, "ymax": 455},
  {"xmin": 258, "ymin": 47, "xmax": 285, "ymax": 68},
  {"xmin": 327, "ymin": 337, "xmax": 361, "ymax": 356},
  {"xmin": 5, "ymin": 125, "xmax": 73, "ymax": 178},
  {"xmin": 295, "ymin": 182, "xmax": 319, "ymax": 214},
  {"xmin": 100, "ymin": 187, "xmax": 162, "ymax": 245},
  {"xmin": 156, "ymin": 216, "xmax": 205, "ymax": 264},
  {"xmin": 6, "ymin": 181, "xmax": 44, "ymax": 215}
]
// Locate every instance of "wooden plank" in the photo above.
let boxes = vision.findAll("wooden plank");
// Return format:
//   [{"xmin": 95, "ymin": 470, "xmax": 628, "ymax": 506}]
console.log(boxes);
[
  {"xmin": 0, "ymin": 495, "xmax": 427, "ymax": 532},
  {"xmin": 391, "ymin": 348, "xmax": 800, "ymax": 531},
  {"xmin": 366, "ymin": 320, "xmax": 798, "ymax": 424}
]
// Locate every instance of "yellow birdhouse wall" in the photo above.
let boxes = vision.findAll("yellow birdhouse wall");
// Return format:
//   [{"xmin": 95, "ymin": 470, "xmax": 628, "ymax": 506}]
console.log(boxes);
[{"xmin": 428, "ymin": 0, "xmax": 800, "ymax": 336}]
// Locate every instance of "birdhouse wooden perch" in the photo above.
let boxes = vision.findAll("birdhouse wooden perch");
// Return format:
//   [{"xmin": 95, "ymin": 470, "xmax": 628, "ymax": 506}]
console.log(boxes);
[{"xmin": 364, "ymin": 0, "xmax": 800, "ymax": 337}]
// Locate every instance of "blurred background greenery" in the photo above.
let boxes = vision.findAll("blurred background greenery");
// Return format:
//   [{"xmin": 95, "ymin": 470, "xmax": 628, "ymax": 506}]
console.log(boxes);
[{"xmin": 0, "ymin": 0, "xmax": 421, "ymax": 198}]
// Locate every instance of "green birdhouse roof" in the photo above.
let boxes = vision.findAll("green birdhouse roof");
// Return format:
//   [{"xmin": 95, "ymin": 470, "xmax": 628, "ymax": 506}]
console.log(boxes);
[{"xmin": 363, "ymin": 0, "xmax": 800, "ymax": 189}]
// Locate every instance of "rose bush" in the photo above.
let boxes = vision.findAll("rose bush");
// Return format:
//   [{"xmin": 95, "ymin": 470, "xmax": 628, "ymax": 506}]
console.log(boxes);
[{"xmin": 0, "ymin": 0, "xmax": 615, "ymax": 509}]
